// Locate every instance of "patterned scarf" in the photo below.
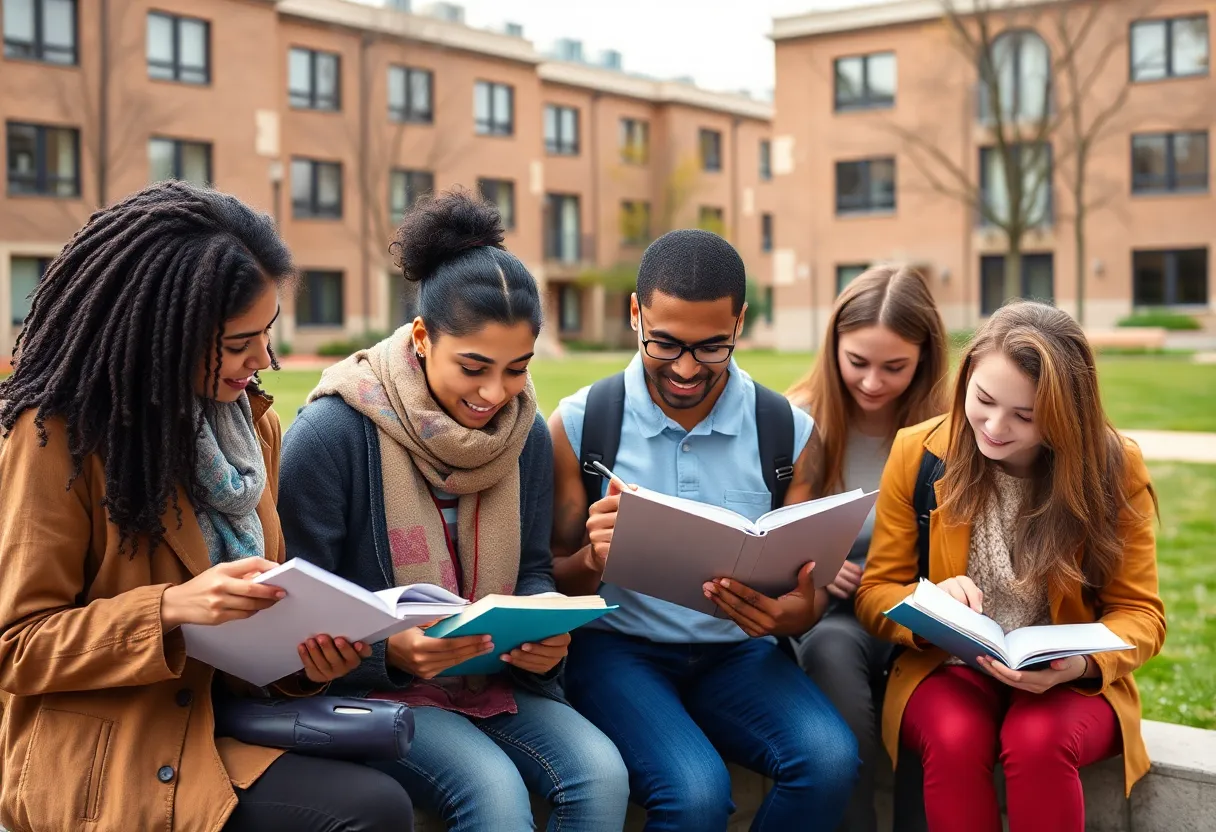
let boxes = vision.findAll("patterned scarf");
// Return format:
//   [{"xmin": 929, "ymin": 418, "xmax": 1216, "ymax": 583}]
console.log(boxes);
[
  {"xmin": 308, "ymin": 326, "xmax": 535, "ymax": 601},
  {"xmin": 193, "ymin": 394, "xmax": 266, "ymax": 565}
]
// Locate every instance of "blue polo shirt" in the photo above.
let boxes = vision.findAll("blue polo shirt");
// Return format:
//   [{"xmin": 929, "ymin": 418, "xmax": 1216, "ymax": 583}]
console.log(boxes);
[{"xmin": 559, "ymin": 354, "xmax": 814, "ymax": 643}]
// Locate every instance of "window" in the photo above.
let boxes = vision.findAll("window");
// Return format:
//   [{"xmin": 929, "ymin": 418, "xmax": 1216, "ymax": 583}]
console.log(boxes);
[
  {"xmin": 979, "ymin": 144, "xmax": 1052, "ymax": 226},
  {"xmin": 6, "ymin": 122, "xmax": 79, "ymax": 197},
  {"xmin": 835, "ymin": 158, "xmax": 895, "ymax": 214},
  {"xmin": 289, "ymin": 48, "xmax": 340, "ymax": 111},
  {"xmin": 979, "ymin": 31, "xmax": 1050, "ymax": 122},
  {"xmin": 834, "ymin": 51, "xmax": 896, "ymax": 110},
  {"xmin": 1131, "ymin": 15, "xmax": 1209, "ymax": 81},
  {"xmin": 388, "ymin": 65, "xmax": 433, "ymax": 123},
  {"xmin": 763, "ymin": 286, "xmax": 774, "ymax": 324},
  {"xmin": 620, "ymin": 118, "xmax": 649, "ymax": 164},
  {"xmin": 390, "ymin": 169, "xmax": 433, "ymax": 222},
  {"xmin": 474, "ymin": 81, "xmax": 513, "ymax": 136},
  {"xmin": 545, "ymin": 194, "xmax": 580, "ymax": 263},
  {"xmin": 759, "ymin": 139, "xmax": 772, "ymax": 181},
  {"xmin": 836, "ymin": 264, "xmax": 869, "ymax": 295},
  {"xmin": 698, "ymin": 206, "xmax": 725, "ymax": 236},
  {"xmin": 1132, "ymin": 131, "xmax": 1208, "ymax": 193},
  {"xmin": 291, "ymin": 158, "xmax": 342, "ymax": 219},
  {"xmin": 148, "ymin": 137, "xmax": 211, "ymax": 186},
  {"xmin": 700, "ymin": 128, "xmax": 722, "ymax": 172},
  {"xmin": 980, "ymin": 253, "xmax": 1054, "ymax": 315},
  {"xmin": 10, "ymin": 256, "xmax": 49, "ymax": 324},
  {"xmin": 1133, "ymin": 248, "xmax": 1208, "ymax": 307},
  {"xmin": 296, "ymin": 270, "xmax": 344, "ymax": 327},
  {"xmin": 621, "ymin": 200, "xmax": 650, "ymax": 246},
  {"xmin": 558, "ymin": 284, "xmax": 582, "ymax": 333},
  {"xmin": 478, "ymin": 178, "xmax": 515, "ymax": 229},
  {"xmin": 3, "ymin": 0, "xmax": 75, "ymax": 64},
  {"xmin": 146, "ymin": 12, "xmax": 208, "ymax": 84},
  {"xmin": 761, "ymin": 213, "xmax": 773, "ymax": 253},
  {"xmin": 544, "ymin": 105, "xmax": 579, "ymax": 155}
]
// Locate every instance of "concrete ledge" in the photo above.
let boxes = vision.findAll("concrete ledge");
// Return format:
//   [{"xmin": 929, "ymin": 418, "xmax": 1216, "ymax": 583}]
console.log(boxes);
[
  {"xmin": 413, "ymin": 720, "xmax": 1216, "ymax": 831},
  {"xmin": 1084, "ymin": 327, "xmax": 1168, "ymax": 350}
]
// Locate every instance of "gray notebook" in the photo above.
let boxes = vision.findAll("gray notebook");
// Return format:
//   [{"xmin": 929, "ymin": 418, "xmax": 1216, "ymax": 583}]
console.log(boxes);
[{"xmin": 603, "ymin": 487, "xmax": 880, "ymax": 617}]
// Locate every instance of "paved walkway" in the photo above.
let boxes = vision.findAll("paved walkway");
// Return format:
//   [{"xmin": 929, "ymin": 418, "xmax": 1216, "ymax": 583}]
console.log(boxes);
[{"xmin": 1121, "ymin": 430, "xmax": 1216, "ymax": 464}]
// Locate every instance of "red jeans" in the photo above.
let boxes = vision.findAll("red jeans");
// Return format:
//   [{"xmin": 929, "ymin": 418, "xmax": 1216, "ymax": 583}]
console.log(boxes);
[{"xmin": 901, "ymin": 665, "xmax": 1121, "ymax": 832}]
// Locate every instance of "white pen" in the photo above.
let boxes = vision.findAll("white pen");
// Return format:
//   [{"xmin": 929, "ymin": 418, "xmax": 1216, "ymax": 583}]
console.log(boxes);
[{"xmin": 588, "ymin": 460, "xmax": 632, "ymax": 492}]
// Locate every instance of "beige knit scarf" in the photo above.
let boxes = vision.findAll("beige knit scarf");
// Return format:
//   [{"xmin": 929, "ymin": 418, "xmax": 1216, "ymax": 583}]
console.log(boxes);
[{"xmin": 308, "ymin": 327, "xmax": 536, "ymax": 601}]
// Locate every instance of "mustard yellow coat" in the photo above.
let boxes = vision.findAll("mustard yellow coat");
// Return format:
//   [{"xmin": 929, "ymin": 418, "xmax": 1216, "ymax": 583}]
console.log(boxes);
[{"xmin": 854, "ymin": 416, "xmax": 1166, "ymax": 796}]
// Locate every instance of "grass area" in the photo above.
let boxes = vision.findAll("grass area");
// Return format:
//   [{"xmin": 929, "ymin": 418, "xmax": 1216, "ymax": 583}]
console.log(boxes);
[
  {"xmin": 1137, "ymin": 461, "xmax": 1216, "ymax": 729},
  {"xmin": 259, "ymin": 350, "xmax": 1216, "ymax": 432}
]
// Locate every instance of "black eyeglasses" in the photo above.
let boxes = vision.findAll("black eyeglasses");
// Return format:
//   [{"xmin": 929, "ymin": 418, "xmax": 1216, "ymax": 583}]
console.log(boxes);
[{"xmin": 637, "ymin": 309, "xmax": 739, "ymax": 365}]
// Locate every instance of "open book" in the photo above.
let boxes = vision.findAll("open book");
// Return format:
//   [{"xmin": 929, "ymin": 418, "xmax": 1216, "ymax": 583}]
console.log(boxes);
[
  {"xmin": 884, "ymin": 579, "xmax": 1132, "ymax": 670},
  {"xmin": 182, "ymin": 558, "xmax": 468, "ymax": 686},
  {"xmin": 603, "ymin": 484, "xmax": 879, "ymax": 618},
  {"xmin": 424, "ymin": 593, "xmax": 617, "ymax": 676}
]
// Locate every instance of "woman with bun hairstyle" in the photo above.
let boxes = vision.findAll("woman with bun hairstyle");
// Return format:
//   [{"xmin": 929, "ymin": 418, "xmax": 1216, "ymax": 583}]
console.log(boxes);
[
  {"xmin": 0, "ymin": 181, "xmax": 412, "ymax": 832},
  {"xmin": 278, "ymin": 189, "xmax": 630, "ymax": 830},
  {"xmin": 856, "ymin": 301, "xmax": 1165, "ymax": 832},
  {"xmin": 786, "ymin": 264, "xmax": 949, "ymax": 832}
]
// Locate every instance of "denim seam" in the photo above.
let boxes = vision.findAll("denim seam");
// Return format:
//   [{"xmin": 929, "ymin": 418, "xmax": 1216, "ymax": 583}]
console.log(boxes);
[
  {"xmin": 395, "ymin": 757, "xmax": 466, "ymax": 830},
  {"xmin": 702, "ymin": 706, "xmax": 786, "ymax": 830},
  {"xmin": 478, "ymin": 723, "xmax": 567, "ymax": 832}
]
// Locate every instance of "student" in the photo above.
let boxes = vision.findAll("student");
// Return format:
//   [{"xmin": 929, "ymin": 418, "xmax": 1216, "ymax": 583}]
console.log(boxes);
[
  {"xmin": 0, "ymin": 182, "xmax": 413, "ymax": 832},
  {"xmin": 278, "ymin": 190, "xmax": 630, "ymax": 832},
  {"xmin": 855, "ymin": 301, "xmax": 1166, "ymax": 832},
  {"xmin": 550, "ymin": 229, "xmax": 858, "ymax": 832},
  {"xmin": 786, "ymin": 265, "xmax": 949, "ymax": 832}
]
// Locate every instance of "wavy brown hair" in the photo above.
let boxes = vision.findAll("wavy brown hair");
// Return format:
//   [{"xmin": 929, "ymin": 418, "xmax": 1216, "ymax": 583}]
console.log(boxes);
[
  {"xmin": 787, "ymin": 264, "xmax": 949, "ymax": 495},
  {"xmin": 938, "ymin": 301, "xmax": 1155, "ymax": 593}
]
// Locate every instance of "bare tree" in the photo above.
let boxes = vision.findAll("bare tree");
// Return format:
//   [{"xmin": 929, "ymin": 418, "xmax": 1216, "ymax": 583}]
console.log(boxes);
[{"xmin": 882, "ymin": 0, "xmax": 1153, "ymax": 314}]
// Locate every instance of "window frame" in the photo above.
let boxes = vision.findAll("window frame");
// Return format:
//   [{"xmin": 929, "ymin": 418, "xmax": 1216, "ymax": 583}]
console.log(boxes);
[
  {"xmin": 834, "ymin": 157, "xmax": 896, "ymax": 215},
  {"xmin": 290, "ymin": 157, "xmax": 343, "ymax": 219},
  {"xmin": 295, "ymin": 269, "xmax": 345, "ymax": 327},
  {"xmin": 759, "ymin": 139, "xmax": 772, "ymax": 181},
  {"xmin": 836, "ymin": 263, "xmax": 870, "ymax": 296},
  {"xmin": 3, "ymin": 0, "xmax": 77, "ymax": 65},
  {"xmin": 979, "ymin": 252, "xmax": 1055, "ymax": 315},
  {"xmin": 700, "ymin": 128, "xmax": 723, "ymax": 172},
  {"xmin": 544, "ymin": 193, "xmax": 581, "ymax": 263},
  {"xmin": 833, "ymin": 51, "xmax": 896, "ymax": 111},
  {"xmin": 1131, "ymin": 131, "xmax": 1209, "ymax": 193},
  {"xmin": 978, "ymin": 143, "xmax": 1054, "ymax": 227},
  {"xmin": 477, "ymin": 177, "xmax": 516, "ymax": 229},
  {"xmin": 389, "ymin": 168, "xmax": 434, "ymax": 222},
  {"xmin": 146, "ymin": 10, "xmax": 210, "ymax": 85},
  {"xmin": 978, "ymin": 30, "xmax": 1052, "ymax": 123},
  {"xmin": 544, "ymin": 104, "xmax": 580, "ymax": 155},
  {"xmin": 697, "ymin": 205, "xmax": 725, "ymax": 235},
  {"xmin": 289, "ymin": 47, "xmax": 341, "ymax": 111},
  {"xmin": 9, "ymin": 254, "xmax": 51, "ymax": 325},
  {"xmin": 557, "ymin": 283, "xmax": 582, "ymax": 334},
  {"xmin": 148, "ymin": 136, "xmax": 212, "ymax": 186},
  {"xmin": 761, "ymin": 213, "xmax": 773, "ymax": 253},
  {"xmin": 620, "ymin": 200, "xmax": 651, "ymax": 247},
  {"xmin": 1132, "ymin": 247, "xmax": 1209, "ymax": 307},
  {"xmin": 474, "ymin": 80, "xmax": 515, "ymax": 137},
  {"xmin": 1130, "ymin": 15, "xmax": 1210, "ymax": 82},
  {"xmin": 388, "ymin": 64, "xmax": 434, "ymax": 124},
  {"xmin": 620, "ymin": 117, "xmax": 650, "ymax": 165},
  {"xmin": 6, "ymin": 120, "xmax": 80, "ymax": 197}
]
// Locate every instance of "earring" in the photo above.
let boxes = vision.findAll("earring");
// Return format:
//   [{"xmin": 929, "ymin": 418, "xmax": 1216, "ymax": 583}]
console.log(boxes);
[{"xmin": 416, "ymin": 350, "xmax": 425, "ymax": 360}]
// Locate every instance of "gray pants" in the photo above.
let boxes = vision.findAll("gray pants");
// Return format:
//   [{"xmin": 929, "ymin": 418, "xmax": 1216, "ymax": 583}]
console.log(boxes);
[{"xmin": 796, "ymin": 607, "xmax": 902, "ymax": 832}]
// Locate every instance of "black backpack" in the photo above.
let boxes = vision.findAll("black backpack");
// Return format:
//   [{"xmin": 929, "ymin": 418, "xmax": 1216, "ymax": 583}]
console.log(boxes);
[{"xmin": 577, "ymin": 372, "xmax": 796, "ymax": 513}]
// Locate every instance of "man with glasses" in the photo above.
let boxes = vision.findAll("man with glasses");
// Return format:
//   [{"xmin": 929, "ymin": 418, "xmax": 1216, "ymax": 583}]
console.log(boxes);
[{"xmin": 548, "ymin": 229, "xmax": 858, "ymax": 831}]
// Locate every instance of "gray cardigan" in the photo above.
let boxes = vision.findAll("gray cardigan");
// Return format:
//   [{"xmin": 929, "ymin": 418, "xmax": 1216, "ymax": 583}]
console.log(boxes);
[{"xmin": 278, "ymin": 394, "xmax": 564, "ymax": 701}]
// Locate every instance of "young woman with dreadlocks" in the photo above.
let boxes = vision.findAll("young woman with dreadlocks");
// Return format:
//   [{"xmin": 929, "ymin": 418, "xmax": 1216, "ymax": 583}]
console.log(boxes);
[{"xmin": 0, "ymin": 181, "xmax": 413, "ymax": 832}]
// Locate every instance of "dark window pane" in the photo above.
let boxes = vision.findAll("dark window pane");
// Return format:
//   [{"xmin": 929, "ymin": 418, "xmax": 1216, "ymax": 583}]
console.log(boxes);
[
  {"xmin": 7, "ymin": 123, "xmax": 39, "ymax": 193},
  {"xmin": 148, "ymin": 138, "xmax": 175, "ymax": 182},
  {"xmin": 870, "ymin": 158, "xmax": 895, "ymax": 208},
  {"xmin": 411, "ymin": 70, "xmax": 431, "ymax": 118},
  {"xmin": 835, "ymin": 56, "xmax": 864, "ymax": 106},
  {"xmin": 1132, "ymin": 250, "xmax": 1167, "ymax": 306},
  {"xmin": 1174, "ymin": 132, "xmax": 1209, "ymax": 189},
  {"xmin": 297, "ymin": 271, "xmax": 344, "ymax": 326},
  {"xmin": 1176, "ymin": 248, "xmax": 1208, "ymax": 305},
  {"xmin": 837, "ymin": 264, "xmax": 868, "ymax": 295},
  {"xmin": 1132, "ymin": 134, "xmax": 1169, "ymax": 191},
  {"xmin": 10, "ymin": 256, "xmax": 47, "ymax": 324},
  {"xmin": 1024, "ymin": 254, "xmax": 1054, "ymax": 302},
  {"xmin": 316, "ymin": 53, "xmax": 339, "ymax": 108}
]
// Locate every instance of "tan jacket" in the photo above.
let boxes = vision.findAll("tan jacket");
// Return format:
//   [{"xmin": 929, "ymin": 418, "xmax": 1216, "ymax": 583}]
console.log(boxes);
[
  {"xmin": 0, "ymin": 395, "xmax": 309, "ymax": 832},
  {"xmin": 855, "ymin": 416, "xmax": 1166, "ymax": 797}
]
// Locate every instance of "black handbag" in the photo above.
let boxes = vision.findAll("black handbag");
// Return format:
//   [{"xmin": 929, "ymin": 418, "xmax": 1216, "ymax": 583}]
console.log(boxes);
[{"xmin": 213, "ymin": 695, "xmax": 414, "ymax": 762}]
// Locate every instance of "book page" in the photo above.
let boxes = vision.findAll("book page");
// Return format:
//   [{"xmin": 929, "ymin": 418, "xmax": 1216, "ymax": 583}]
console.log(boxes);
[
  {"xmin": 374, "ymin": 583, "xmax": 468, "ymax": 611},
  {"xmin": 754, "ymin": 489, "xmax": 869, "ymax": 533},
  {"xmin": 631, "ymin": 486, "xmax": 757, "ymax": 532},
  {"xmin": 1004, "ymin": 623, "xmax": 1131, "ymax": 668},
  {"xmin": 909, "ymin": 579, "xmax": 1009, "ymax": 657}
]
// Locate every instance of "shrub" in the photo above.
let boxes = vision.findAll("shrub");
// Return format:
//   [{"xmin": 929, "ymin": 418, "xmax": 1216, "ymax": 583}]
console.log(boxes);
[
  {"xmin": 1116, "ymin": 311, "xmax": 1201, "ymax": 331},
  {"xmin": 316, "ymin": 330, "xmax": 390, "ymax": 357}
]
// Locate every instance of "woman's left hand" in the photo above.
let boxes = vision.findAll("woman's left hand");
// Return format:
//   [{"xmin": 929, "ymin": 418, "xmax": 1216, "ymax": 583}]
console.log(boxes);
[
  {"xmin": 297, "ymin": 635, "xmax": 373, "ymax": 684},
  {"xmin": 502, "ymin": 632, "xmax": 571, "ymax": 674},
  {"xmin": 978, "ymin": 654, "xmax": 1092, "ymax": 694}
]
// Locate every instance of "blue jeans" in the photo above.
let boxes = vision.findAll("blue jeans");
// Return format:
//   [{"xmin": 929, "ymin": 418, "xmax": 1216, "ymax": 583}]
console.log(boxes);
[
  {"xmin": 566, "ymin": 629, "xmax": 859, "ymax": 832},
  {"xmin": 373, "ymin": 688, "xmax": 629, "ymax": 831}
]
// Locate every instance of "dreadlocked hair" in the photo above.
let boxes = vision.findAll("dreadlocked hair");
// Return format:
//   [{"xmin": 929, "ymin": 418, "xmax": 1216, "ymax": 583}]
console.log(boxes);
[{"xmin": 0, "ymin": 181, "xmax": 294, "ymax": 556}]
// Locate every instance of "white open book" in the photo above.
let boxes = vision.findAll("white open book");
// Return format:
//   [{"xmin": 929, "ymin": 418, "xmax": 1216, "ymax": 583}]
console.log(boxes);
[
  {"xmin": 884, "ymin": 579, "xmax": 1132, "ymax": 670},
  {"xmin": 603, "ymin": 484, "xmax": 878, "ymax": 618},
  {"xmin": 182, "ymin": 558, "xmax": 468, "ymax": 686}
]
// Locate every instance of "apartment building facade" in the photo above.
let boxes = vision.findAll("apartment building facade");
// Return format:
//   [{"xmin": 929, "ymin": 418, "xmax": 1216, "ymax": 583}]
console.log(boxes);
[
  {"xmin": 771, "ymin": 0, "xmax": 1215, "ymax": 351},
  {"xmin": 0, "ymin": 0, "xmax": 775, "ymax": 358}
]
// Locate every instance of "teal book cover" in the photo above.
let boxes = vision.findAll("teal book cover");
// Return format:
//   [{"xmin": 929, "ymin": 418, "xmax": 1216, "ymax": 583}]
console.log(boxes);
[{"xmin": 428, "ymin": 605, "xmax": 617, "ymax": 677}]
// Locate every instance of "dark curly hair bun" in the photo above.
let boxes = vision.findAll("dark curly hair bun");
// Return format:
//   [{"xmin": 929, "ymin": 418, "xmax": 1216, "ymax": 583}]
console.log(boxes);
[{"xmin": 395, "ymin": 188, "xmax": 506, "ymax": 282}]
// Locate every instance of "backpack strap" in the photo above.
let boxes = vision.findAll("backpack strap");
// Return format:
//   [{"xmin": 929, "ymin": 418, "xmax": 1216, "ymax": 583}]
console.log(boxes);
[
  {"xmin": 912, "ymin": 449, "xmax": 945, "ymax": 580},
  {"xmin": 753, "ymin": 383, "xmax": 796, "ymax": 513},
  {"xmin": 579, "ymin": 372, "xmax": 627, "ymax": 510}
]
